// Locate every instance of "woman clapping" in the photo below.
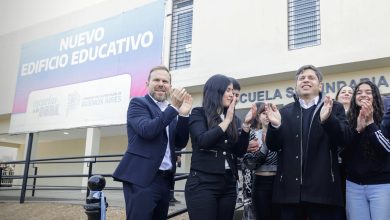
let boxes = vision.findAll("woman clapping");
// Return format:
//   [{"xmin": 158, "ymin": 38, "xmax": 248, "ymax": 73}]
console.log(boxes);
[{"xmin": 344, "ymin": 81, "xmax": 390, "ymax": 220}]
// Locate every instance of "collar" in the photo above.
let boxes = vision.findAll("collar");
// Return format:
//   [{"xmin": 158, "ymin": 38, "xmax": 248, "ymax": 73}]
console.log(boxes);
[
  {"xmin": 299, "ymin": 96, "xmax": 319, "ymax": 109},
  {"xmin": 148, "ymin": 94, "xmax": 169, "ymax": 108}
]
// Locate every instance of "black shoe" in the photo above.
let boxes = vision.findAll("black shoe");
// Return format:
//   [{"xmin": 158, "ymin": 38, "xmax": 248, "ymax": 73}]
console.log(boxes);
[{"xmin": 170, "ymin": 197, "xmax": 180, "ymax": 204}]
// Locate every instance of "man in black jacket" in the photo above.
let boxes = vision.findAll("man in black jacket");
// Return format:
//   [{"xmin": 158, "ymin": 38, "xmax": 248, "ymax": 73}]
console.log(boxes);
[{"xmin": 265, "ymin": 65, "xmax": 350, "ymax": 220}]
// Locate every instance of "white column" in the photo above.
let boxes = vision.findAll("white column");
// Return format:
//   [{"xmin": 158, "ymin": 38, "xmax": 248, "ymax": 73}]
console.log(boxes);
[
  {"xmin": 162, "ymin": 0, "xmax": 173, "ymax": 65},
  {"xmin": 81, "ymin": 127, "xmax": 101, "ymax": 193}
]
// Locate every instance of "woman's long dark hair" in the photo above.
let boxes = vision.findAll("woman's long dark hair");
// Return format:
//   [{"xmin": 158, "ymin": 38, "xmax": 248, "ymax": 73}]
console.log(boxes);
[
  {"xmin": 347, "ymin": 81, "xmax": 384, "ymax": 159},
  {"xmin": 347, "ymin": 81, "xmax": 384, "ymax": 128},
  {"xmin": 202, "ymin": 74, "xmax": 238, "ymax": 142}
]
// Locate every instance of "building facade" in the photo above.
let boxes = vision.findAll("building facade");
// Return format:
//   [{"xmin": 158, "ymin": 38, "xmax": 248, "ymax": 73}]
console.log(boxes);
[{"xmin": 0, "ymin": 0, "xmax": 389, "ymax": 200}]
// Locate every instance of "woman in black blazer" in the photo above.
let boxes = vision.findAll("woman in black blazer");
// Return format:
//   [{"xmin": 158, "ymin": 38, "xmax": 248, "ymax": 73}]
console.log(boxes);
[{"xmin": 185, "ymin": 74, "xmax": 256, "ymax": 220}]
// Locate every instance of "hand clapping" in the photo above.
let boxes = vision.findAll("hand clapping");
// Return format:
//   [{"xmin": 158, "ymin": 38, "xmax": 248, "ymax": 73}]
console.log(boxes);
[
  {"xmin": 356, "ymin": 99, "xmax": 374, "ymax": 133},
  {"xmin": 265, "ymin": 103, "xmax": 281, "ymax": 127},
  {"xmin": 243, "ymin": 103, "xmax": 257, "ymax": 125},
  {"xmin": 320, "ymin": 95, "xmax": 333, "ymax": 123},
  {"xmin": 225, "ymin": 95, "xmax": 237, "ymax": 123},
  {"xmin": 179, "ymin": 93, "xmax": 193, "ymax": 116},
  {"xmin": 170, "ymin": 87, "xmax": 193, "ymax": 115}
]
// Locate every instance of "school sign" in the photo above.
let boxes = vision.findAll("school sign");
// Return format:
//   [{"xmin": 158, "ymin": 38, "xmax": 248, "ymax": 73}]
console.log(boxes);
[{"xmin": 10, "ymin": 1, "xmax": 165, "ymax": 133}]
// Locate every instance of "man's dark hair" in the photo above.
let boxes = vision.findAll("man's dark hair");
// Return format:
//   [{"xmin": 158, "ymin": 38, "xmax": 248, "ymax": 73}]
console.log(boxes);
[
  {"xmin": 230, "ymin": 77, "xmax": 241, "ymax": 91},
  {"xmin": 295, "ymin": 65, "xmax": 323, "ymax": 82}
]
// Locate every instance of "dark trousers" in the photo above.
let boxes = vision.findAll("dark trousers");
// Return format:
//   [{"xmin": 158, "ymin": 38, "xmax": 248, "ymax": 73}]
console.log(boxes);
[
  {"xmin": 170, "ymin": 180, "xmax": 175, "ymax": 200},
  {"xmin": 122, "ymin": 172, "xmax": 171, "ymax": 220},
  {"xmin": 252, "ymin": 175, "xmax": 280, "ymax": 220},
  {"xmin": 185, "ymin": 169, "xmax": 237, "ymax": 220},
  {"xmin": 335, "ymin": 162, "xmax": 346, "ymax": 220},
  {"xmin": 280, "ymin": 202, "xmax": 339, "ymax": 220}
]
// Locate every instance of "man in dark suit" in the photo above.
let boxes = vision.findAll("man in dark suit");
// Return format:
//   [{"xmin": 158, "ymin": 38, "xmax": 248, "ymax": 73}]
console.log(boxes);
[
  {"xmin": 113, "ymin": 65, "xmax": 192, "ymax": 220},
  {"xmin": 265, "ymin": 65, "xmax": 350, "ymax": 220}
]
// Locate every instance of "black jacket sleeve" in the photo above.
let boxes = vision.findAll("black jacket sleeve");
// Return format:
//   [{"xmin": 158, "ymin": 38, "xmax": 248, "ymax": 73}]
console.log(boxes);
[
  {"xmin": 266, "ymin": 123, "xmax": 283, "ymax": 152},
  {"xmin": 365, "ymin": 123, "xmax": 390, "ymax": 154},
  {"xmin": 232, "ymin": 127, "xmax": 250, "ymax": 157},
  {"xmin": 175, "ymin": 116, "xmax": 190, "ymax": 150},
  {"xmin": 321, "ymin": 102, "xmax": 352, "ymax": 147},
  {"xmin": 127, "ymin": 97, "xmax": 179, "ymax": 140},
  {"xmin": 382, "ymin": 106, "xmax": 390, "ymax": 138}
]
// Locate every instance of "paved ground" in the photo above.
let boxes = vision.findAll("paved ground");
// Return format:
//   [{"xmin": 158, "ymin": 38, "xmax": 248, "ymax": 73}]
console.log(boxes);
[
  {"xmin": 0, "ymin": 188, "xmax": 189, "ymax": 219},
  {"xmin": 0, "ymin": 188, "xmax": 243, "ymax": 219},
  {"xmin": 0, "ymin": 201, "xmax": 189, "ymax": 220}
]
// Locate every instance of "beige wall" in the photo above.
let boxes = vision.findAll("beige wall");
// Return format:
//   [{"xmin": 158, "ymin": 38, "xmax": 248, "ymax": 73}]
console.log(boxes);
[
  {"xmin": 9, "ymin": 135, "xmax": 126, "ymax": 188},
  {"xmin": 172, "ymin": 0, "xmax": 390, "ymax": 88},
  {"xmin": 95, "ymin": 135, "xmax": 127, "ymax": 187},
  {"xmin": 0, "ymin": 115, "xmax": 11, "ymax": 134}
]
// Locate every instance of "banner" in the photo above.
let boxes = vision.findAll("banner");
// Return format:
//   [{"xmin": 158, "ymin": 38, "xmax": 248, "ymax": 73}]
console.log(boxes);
[{"xmin": 10, "ymin": 0, "xmax": 165, "ymax": 133}]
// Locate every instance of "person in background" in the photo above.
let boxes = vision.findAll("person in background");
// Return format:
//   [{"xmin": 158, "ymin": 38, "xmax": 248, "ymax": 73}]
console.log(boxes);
[
  {"xmin": 344, "ymin": 81, "xmax": 390, "ymax": 220},
  {"xmin": 185, "ymin": 74, "xmax": 257, "ymax": 220},
  {"xmin": 382, "ymin": 95, "xmax": 390, "ymax": 138},
  {"xmin": 383, "ymin": 95, "xmax": 390, "ymax": 116},
  {"xmin": 113, "ymin": 65, "xmax": 193, "ymax": 220},
  {"xmin": 335, "ymin": 86, "xmax": 353, "ymax": 113},
  {"xmin": 231, "ymin": 77, "xmax": 241, "ymax": 103},
  {"xmin": 230, "ymin": 77, "xmax": 259, "ymax": 220},
  {"xmin": 334, "ymin": 85, "xmax": 354, "ymax": 220},
  {"xmin": 265, "ymin": 65, "xmax": 350, "ymax": 220},
  {"xmin": 244, "ymin": 102, "xmax": 279, "ymax": 220}
]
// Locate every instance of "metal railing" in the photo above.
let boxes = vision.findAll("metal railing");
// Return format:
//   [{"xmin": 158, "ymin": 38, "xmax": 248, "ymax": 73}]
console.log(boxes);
[
  {"xmin": 0, "ymin": 166, "xmax": 14, "ymax": 187},
  {"xmin": 0, "ymin": 149, "xmax": 246, "ymax": 219},
  {"xmin": 0, "ymin": 150, "xmax": 193, "ymax": 219}
]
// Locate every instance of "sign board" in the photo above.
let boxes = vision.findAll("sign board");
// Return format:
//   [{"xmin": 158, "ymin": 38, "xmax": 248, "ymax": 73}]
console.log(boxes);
[{"xmin": 10, "ymin": 1, "xmax": 165, "ymax": 133}]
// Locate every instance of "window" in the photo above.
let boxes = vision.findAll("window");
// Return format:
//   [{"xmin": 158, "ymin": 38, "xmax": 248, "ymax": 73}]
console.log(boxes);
[
  {"xmin": 169, "ymin": 0, "xmax": 193, "ymax": 70},
  {"xmin": 288, "ymin": 0, "xmax": 321, "ymax": 50}
]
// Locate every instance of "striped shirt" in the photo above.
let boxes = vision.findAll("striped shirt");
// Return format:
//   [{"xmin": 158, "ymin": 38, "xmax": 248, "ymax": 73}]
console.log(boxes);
[{"xmin": 243, "ymin": 129, "xmax": 278, "ymax": 172}]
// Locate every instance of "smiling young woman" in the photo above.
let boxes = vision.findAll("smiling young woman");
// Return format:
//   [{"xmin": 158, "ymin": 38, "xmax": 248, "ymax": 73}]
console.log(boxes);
[
  {"xmin": 185, "ymin": 74, "xmax": 257, "ymax": 220},
  {"xmin": 344, "ymin": 81, "xmax": 390, "ymax": 220}
]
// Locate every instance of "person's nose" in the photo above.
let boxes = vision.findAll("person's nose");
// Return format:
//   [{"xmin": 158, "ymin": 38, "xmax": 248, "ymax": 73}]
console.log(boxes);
[{"xmin": 157, "ymin": 80, "xmax": 164, "ymax": 86}]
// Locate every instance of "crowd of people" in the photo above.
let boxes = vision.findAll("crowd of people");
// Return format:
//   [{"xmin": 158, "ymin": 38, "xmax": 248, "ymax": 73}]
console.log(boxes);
[{"xmin": 113, "ymin": 64, "xmax": 390, "ymax": 220}]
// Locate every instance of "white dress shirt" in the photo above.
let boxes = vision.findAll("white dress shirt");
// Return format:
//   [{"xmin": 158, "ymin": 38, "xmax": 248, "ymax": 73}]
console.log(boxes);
[
  {"xmin": 220, "ymin": 114, "xmax": 231, "ymax": 169},
  {"xmin": 298, "ymin": 96, "xmax": 319, "ymax": 109},
  {"xmin": 149, "ymin": 95, "xmax": 173, "ymax": 171}
]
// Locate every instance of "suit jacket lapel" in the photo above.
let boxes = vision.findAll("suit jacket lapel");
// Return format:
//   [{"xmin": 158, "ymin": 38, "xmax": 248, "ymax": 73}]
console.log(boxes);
[
  {"xmin": 169, "ymin": 118, "xmax": 177, "ymax": 150},
  {"xmin": 145, "ymin": 94, "xmax": 171, "ymax": 143},
  {"xmin": 144, "ymin": 94, "xmax": 163, "ymax": 117}
]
